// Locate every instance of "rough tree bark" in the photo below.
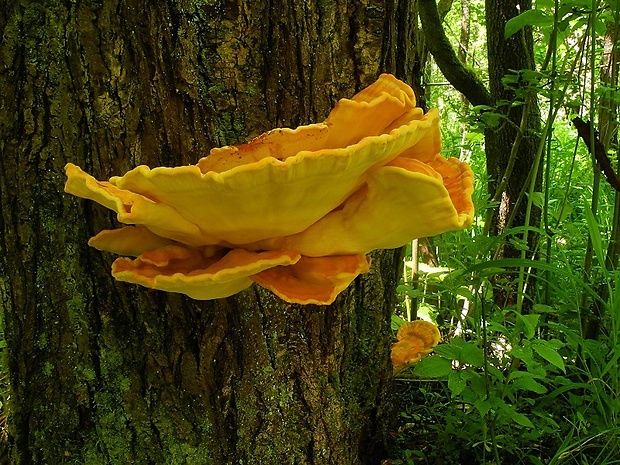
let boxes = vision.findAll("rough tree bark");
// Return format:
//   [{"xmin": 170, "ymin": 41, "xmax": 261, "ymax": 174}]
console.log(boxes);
[
  {"xmin": 0, "ymin": 1, "xmax": 423, "ymax": 464},
  {"xmin": 485, "ymin": 0, "xmax": 541, "ymax": 245},
  {"xmin": 458, "ymin": 0, "xmax": 470, "ymax": 64}
]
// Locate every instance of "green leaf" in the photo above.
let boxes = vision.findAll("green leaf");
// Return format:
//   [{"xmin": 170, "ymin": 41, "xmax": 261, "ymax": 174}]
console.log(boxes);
[
  {"xmin": 465, "ymin": 131, "xmax": 484, "ymax": 142},
  {"xmin": 450, "ymin": 337, "xmax": 484, "ymax": 368},
  {"xmin": 473, "ymin": 399, "xmax": 492, "ymax": 416},
  {"xmin": 412, "ymin": 356, "xmax": 452, "ymax": 378},
  {"xmin": 545, "ymin": 338, "xmax": 565, "ymax": 350},
  {"xmin": 480, "ymin": 111, "xmax": 502, "ymax": 128},
  {"xmin": 529, "ymin": 457, "xmax": 545, "ymax": 465},
  {"xmin": 508, "ymin": 236, "xmax": 530, "ymax": 252},
  {"xmin": 552, "ymin": 202, "xmax": 573, "ymax": 222},
  {"xmin": 532, "ymin": 342, "xmax": 565, "ymax": 372},
  {"xmin": 448, "ymin": 370, "xmax": 467, "ymax": 396},
  {"xmin": 509, "ymin": 411, "xmax": 535, "ymax": 428},
  {"xmin": 499, "ymin": 402, "xmax": 535, "ymax": 428},
  {"xmin": 456, "ymin": 286, "xmax": 475, "ymax": 301},
  {"xmin": 533, "ymin": 303, "xmax": 555, "ymax": 313},
  {"xmin": 441, "ymin": 338, "xmax": 485, "ymax": 367},
  {"xmin": 508, "ymin": 370, "xmax": 537, "ymax": 381},
  {"xmin": 511, "ymin": 377, "xmax": 547, "ymax": 394},
  {"xmin": 529, "ymin": 191, "xmax": 545, "ymax": 208},
  {"xmin": 584, "ymin": 205, "xmax": 605, "ymax": 267},
  {"xmin": 601, "ymin": 345, "xmax": 620, "ymax": 377},
  {"xmin": 471, "ymin": 104, "xmax": 496, "ymax": 112},
  {"xmin": 391, "ymin": 314, "xmax": 406, "ymax": 331},
  {"xmin": 433, "ymin": 343, "xmax": 459, "ymax": 360},
  {"xmin": 518, "ymin": 314, "xmax": 540, "ymax": 339},
  {"xmin": 459, "ymin": 343, "xmax": 485, "ymax": 367},
  {"xmin": 508, "ymin": 345, "xmax": 537, "ymax": 368},
  {"xmin": 505, "ymin": 9, "xmax": 552, "ymax": 39},
  {"xmin": 469, "ymin": 372, "xmax": 487, "ymax": 398}
]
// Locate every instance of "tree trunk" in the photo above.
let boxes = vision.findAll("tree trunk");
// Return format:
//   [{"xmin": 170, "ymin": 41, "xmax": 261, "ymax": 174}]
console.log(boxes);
[
  {"xmin": 485, "ymin": 0, "xmax": 542, "ymax": 246},
  {"xmin": 458, "ymin": 0, "xmax": 470, "ymax": 64},
  {"xmin": 483, "ymin": 0, "xmax": 542, "ymax": 309},
  {"xmin": 0, "ymin": 1, "xmax": 422, "ymax": 464}
]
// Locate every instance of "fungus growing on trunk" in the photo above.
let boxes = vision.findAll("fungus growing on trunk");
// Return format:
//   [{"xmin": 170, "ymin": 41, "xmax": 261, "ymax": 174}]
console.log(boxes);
[{"xmin": 64, "ymin": 74, "xmax": 474, "ymax": 305}]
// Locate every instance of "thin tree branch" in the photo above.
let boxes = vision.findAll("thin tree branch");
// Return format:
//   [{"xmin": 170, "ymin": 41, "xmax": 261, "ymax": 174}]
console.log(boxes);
[
  {"xmin": 418, "ymin": 0, "xmax": 492, "ymax": 107},
  {"xmin": 573, "ymin": 116, "xmax": 620, "ymax": 192}
]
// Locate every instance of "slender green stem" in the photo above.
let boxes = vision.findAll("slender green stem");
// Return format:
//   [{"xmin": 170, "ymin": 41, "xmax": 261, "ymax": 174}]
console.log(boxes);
[
  {"xmin": 580, "ymin": 0, "xmax": 602, "ymax": 326},
  {"xmin": 543, "ymin": 0, "xmax": 560, "ymax": 306},
  {"xmin": 480, "ymin": 286, "xmax": 502, "ymax": 465}
]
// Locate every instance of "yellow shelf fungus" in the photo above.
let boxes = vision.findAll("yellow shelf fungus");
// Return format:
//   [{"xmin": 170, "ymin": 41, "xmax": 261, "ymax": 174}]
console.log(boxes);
[
  {"xmin": 64, "ymin": 74, "xmax": 474, "ymax": 305},
  {"xmin": 391, "ymin": 320, "xmax": 442, "ymax": 374}
]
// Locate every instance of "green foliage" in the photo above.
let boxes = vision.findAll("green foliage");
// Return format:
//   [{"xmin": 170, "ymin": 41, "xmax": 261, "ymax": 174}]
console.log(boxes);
[
  {"xmin": 395, "ymin": 256, "xmax": 620, "ymax": 463},
  {"xmin": 505, "ymin": 9, "xmax": 554, "ymax": 39},
  {"xmin": 394, "ymin": 0, "xmax": 620, "ymax": 463}
]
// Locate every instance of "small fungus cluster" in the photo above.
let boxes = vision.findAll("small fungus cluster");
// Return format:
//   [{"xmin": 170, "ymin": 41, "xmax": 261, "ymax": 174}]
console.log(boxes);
[
  {"xmin": 64, "ymin": 74, "xmax": 474, "ymax": 305},
  {"xmin": 391, "ymin": 320, "xmax": 441, "ymax": 373}
]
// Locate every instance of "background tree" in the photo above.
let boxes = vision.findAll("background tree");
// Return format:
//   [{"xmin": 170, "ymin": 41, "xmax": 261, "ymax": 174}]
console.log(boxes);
[
  {"xmin": 419, "ymin": 0, "xmax": 542, "ymax": 258},
  {"xmin": 484, "ymin": 0, "xmax": 542, "ymax": 240},
  {"xmin": 419, "ymin": 0, "xmax": 541, "ymax": 311},
  {"xmin": 0, "ymin": 1, "xmax": 425, "ymax": 463}
]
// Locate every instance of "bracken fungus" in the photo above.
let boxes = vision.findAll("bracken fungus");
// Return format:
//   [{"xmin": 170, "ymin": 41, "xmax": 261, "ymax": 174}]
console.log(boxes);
[
  {"xmin": 391, "ymin": 320, "xmax": 442, "ymax": 373},
  {"xmin": 64, "ymin": 74, "xmax": 474, "ymax": 305}
]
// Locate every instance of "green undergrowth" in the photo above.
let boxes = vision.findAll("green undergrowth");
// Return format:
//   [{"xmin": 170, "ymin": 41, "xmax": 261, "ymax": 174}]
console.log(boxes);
[
  {"xmin": 391, "ymin": 1, "xmax": 620, "ymax": 463},
  {"xmin": 391, "ymin": 240, "xmax": 620, "ymax": 464}
]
